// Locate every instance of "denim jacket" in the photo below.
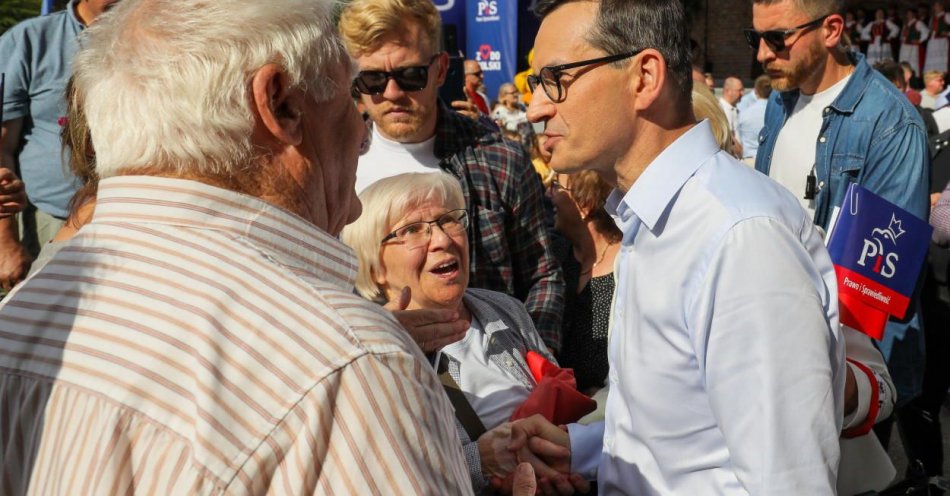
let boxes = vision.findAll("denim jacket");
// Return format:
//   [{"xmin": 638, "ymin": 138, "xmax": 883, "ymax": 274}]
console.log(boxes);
[{"xmin": 755, "ymin": 53, "xmax": 930, "ymax": 401}]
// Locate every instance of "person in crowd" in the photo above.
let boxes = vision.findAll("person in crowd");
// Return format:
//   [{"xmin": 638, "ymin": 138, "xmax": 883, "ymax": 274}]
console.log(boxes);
[
  {"xmin": 935, "ymin": 180, "xmax": 950, "ymax": 245},
  {"xmin": 862, "ymin": 8, "xmax": 900, "ymax": 64},
  {"xmin": 340, "ymin": 0, "xmax": 565, "ymax": 352},
  {"xmin": 704, "ymin": 71, "xmax": 715, "ymax": 90},
  {"xmin": 341, "ymin": 172, "xmax": 581, "ymax": 494},
  {"xmin": 921, "ymin": 69, "xmax": 947, "ymax": 108},
  {"xmin": 530, "ymin": 134, "xmax": 556, "ymax": 189},
  {"xmin": 510, "ymin": 0, "xmax": 845, "ymax": 493},
  {"xmin": 548, "ymin": 171, "xmax": 619, "ymax": 395},
  {"xmin": 876, "ymin": 60, "xmax": 940, "ymax": 136},
  {"xmin": 692, "ymin": 85, "xmax": 738, "ymax": 153},
  {"xmin": 0, "ymin": 0, "xmax": 474, "ymax": 494},
  {"xmin": 0, "ymin": 0, "xmax": 118, "ymax": 293},
  {"xmin": 752, "ymin": 0, "xmax": 928, "ymax": 492},
  {"xmin": 464, "ymin": 59, "xmax": 491, "ymax": 115},
  {"xmin": 844, "ymin": 10, "xmax": 863, "ymax": 50},
  {"xmin": 691, "ymin": 65, "xmax": 707, "ymax": 87},
  {"xmin": 492, "ymin": 83, "xmax": 529, "ymax": 133},
  {"xmin": 925, "ymin": 1, "xmax": 950, "ymax": 72},
  {"xmin": 737, "ymin": 74, "xmax": 772, "ymax": 165},
  {"xmin": 902, "ymin": 8, "xmax": 932, "ymax": 75},
  {"xmin": 718, "ymin": 76, "xmax": 743, "ymax": 141}
]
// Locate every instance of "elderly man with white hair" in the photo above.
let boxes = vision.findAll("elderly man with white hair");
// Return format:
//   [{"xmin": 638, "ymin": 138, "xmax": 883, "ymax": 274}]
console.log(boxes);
[{"xmin": 0, "ymin": 0, "xmax": 471, "ymax": 494}]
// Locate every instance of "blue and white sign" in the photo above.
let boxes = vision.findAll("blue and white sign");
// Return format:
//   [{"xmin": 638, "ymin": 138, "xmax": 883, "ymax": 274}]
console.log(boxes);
[{"xmin": 466, "ymin": 0, "xmax": 518, "ymax": 100}]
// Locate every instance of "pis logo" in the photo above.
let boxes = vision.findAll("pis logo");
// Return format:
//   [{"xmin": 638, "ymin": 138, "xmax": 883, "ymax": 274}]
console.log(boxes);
[
  {"xmin": 856, "ymin": 213, "xmax": 906, "ymax": 279},
  {"xmin": 476, "ymin": 0, "xmax": 500, "ymax": 21}
]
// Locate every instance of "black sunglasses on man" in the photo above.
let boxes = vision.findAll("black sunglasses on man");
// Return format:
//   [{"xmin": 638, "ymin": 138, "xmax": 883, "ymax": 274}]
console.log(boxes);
[
  {"xmin": 743, "ymin": 15, "xmax": 828, "ymax": 53},
  {"xmin": 351, "ymin": 54, "xmax": 439, "ymax": 95}
]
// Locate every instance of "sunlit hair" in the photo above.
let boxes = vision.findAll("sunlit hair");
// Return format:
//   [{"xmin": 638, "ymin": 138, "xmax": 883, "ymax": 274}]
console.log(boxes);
[
  {"xmin": 924, "ymin": 70, "xmax": 944, "ymax": 84},
  {"xmin": 72, "ymin": 0, "xmax": 349, "ymax": 180},
  {"xmin": 566, "ymin": 171, "xmax": 622, "ymax": 243},
  {"xmin": 339, "ymin": 0, "xmax": 442, "ymax": 57},
  {"xmin": 341, "ymin": 172, "xmax": 465, "ymax": 303},
  {"xmin": 691, "ymin": 85, "xmax": 733, "ymax": 153}
]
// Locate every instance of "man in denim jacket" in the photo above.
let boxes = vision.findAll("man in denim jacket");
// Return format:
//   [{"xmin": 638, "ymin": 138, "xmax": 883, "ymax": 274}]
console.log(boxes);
[{"xmin": 752, "ymin": 0, "xmax": 930, "ymax": 489}]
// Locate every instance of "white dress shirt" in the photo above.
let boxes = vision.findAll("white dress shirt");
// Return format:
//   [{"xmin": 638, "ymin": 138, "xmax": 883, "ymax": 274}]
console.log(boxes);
[{"xmin": 569, "ymin": 121, "xmax": 846, "ymax": 495}]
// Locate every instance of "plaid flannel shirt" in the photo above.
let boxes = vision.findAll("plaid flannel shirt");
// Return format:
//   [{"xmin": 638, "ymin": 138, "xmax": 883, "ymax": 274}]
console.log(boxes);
[{"xmin": 434, "ymin": 103, "xmax": 565, "ymax": 350}]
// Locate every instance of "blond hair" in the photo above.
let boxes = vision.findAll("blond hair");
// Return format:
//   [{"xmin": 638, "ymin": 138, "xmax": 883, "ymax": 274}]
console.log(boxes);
[
  {"xmin": 340, "ymin": 173, "xmax": 465, "ymax": 303},
  {"xmin": 924, "ymin": 70, "xmax": 945, "ymax": 84},
  {"xmin": 691, "ymin": 86, "xmax": 733, "ymax": 152},
  {"xmin": 339, "ymin": 0, "xmax": 442, "ymax": 57}
]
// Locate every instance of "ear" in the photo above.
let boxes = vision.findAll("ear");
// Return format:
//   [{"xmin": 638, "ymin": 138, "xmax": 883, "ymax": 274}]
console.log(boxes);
[
  {"xmin": 434, "ymin": 51, "xmax": 450, "ymax": 87},
  {"xmin": 630, "ymin": 49, "xmax": 666, "ymax": 111},
  {"xmin": 252, "ymin": 63, "xmax": 304, "ymax": 146},
  {"xmin": 823, "ymin": 14, "xmax": 845, "ymax": 49}
]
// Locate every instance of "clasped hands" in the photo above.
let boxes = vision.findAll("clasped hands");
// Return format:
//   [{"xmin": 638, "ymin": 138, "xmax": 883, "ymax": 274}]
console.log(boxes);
[{"xmin": 486, "ymin": 414, "xmax": 591, "ymax": 496}]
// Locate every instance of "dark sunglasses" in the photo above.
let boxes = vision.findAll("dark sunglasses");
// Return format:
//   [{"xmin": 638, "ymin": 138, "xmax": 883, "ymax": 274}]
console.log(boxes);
[
  {"xmin": 352, "ymin": 54, "xmax": 439, "ymax": 95},
  {"xmin": 742, "ymin": 16, "xmax": 828, "ymax": 52}
]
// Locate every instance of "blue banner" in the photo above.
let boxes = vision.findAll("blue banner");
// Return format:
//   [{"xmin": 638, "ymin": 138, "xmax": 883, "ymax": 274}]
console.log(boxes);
[
  {"xmin": 466, "ymin": 0, "xmax": 518, "ymax": 103},
  {"xmin": 434, "ymin": 0, "xmax": 466, "ymax": 56}
]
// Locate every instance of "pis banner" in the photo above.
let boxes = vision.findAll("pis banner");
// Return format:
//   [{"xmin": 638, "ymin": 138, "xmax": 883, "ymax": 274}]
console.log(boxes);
[
  {"xmin": 466, "ymin": 0, "xmax": 518, "ymax": 102},
  {"xmin": 826, "ymin": 184, "xmax": 932, "ymax": 339}
]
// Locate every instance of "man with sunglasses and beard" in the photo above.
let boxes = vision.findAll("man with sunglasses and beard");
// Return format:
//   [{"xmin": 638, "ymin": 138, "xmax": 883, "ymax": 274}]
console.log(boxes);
[
  {"xmin": 751, "ymin": 1, "xmax": 929, "ymax": 493},
  {"xmin": 339, "ymin": 0, "xmax": 564, "ymax": 354}
]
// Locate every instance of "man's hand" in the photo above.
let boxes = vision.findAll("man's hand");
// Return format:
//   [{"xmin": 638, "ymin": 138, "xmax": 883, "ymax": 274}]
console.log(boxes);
[
  {"xmin": 491, "ymin": 414, "xmax": 590, "ymax": 495},
  {"xmin": 512, "ymin": 463, "xmax": 538, "ymax": 496},
  {"xmin": 450, "ymin": 99, "xmax": 480, "ymax": 120},
  {"xmin": 0, "ymin": 168, "xmax": 26, "ymax": 218},
  {"xmin": 0, "ymin": 235, "xmax": 32, "ymax": 292},
  {"xmin": 385, "ymin": 287, "xmax": 468, "ymax": 353}
]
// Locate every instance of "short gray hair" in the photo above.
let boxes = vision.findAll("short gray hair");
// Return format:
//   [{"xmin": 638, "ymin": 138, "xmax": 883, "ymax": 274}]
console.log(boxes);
[
  {"xmin": 73, "ymin": 0, "xmax": 350, "ymax": 179},
  {"xmin": 340, "ymin": 173, "xmax": 466, "ymax": 303},
  {"xmin": 534, "ymin": 0, "xmax": 693, "ymax": 101},
  {"xmin": 752, "ymin": 0, "xmax": 844, "ymax": 19}
]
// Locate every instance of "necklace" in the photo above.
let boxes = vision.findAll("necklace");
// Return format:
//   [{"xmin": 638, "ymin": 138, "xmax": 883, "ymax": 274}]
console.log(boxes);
[{"xmin": 580, "ymin": 241, "xmax": 617, "ymax": 275}]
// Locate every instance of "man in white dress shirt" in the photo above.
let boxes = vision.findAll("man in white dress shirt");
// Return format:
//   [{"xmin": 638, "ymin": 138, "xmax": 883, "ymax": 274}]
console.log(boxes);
[{"xmin": 509, "ymin": 0, "xmax": 846, "ymax": 494}]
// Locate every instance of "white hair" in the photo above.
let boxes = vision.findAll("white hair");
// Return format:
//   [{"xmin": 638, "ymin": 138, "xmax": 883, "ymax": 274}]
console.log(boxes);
[
  {"xmin": 72, "ymin": 0, "xmax": 350, "ymax": 179},
  {"xmin": 340, "ymin": 172, "xmax": 465, "ymax": 303}
]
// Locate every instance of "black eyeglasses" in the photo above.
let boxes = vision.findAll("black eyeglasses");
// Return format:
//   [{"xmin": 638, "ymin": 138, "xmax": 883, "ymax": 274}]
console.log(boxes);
[
  {"xmin": 527, "ymin": 50, "xmax": 643, "ymax": 102},
  {"xmin": 743, "ymin": 16, "xmax": 828, "ymax": 52},
  {"xmin": 352, "ymin": 54, "xmax": 439, "ymax": 95},
  {"xmin": 381, "ymin": 209, "xmax": 470, "ymax": 249}
]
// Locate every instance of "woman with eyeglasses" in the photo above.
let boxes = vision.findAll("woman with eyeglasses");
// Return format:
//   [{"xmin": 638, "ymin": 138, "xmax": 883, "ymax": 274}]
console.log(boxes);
[{"xmin": 340, "ymin": 172, "xmax": 556, "ymax": 493}]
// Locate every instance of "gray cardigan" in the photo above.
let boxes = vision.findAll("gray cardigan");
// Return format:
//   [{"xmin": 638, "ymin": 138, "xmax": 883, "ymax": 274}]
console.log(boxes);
[{"xmin": 447, "ymin": 288, "xmax": 557, "ymax": 493}]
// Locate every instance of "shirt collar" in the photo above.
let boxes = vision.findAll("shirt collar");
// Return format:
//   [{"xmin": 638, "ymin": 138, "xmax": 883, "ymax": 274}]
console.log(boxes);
[
  {"xmin": 608, "ymin": 120, "xmax": 720, "ymax": 237},
  {"xmin": 92, "ymin": 176, "xmax": 358, "ymax": 289},
  {"xmin": 67, "ymin": 0, "xmax": 86, "ymax": 28}
]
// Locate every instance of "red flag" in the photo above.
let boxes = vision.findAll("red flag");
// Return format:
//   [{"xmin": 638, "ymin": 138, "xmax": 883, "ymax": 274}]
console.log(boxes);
[{"xmin": 511, "ymin": 352, "xmax": 596, "ymax": 425}]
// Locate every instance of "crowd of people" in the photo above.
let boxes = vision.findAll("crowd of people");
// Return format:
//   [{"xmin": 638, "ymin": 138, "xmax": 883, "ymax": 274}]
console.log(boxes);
[{"xmin": 1, "ymin": 0, "xmax": 950, "ymax": 494}]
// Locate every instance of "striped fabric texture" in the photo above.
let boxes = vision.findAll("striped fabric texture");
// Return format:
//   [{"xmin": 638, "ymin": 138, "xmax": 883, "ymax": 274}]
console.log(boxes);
[{"xmin": 0, "ymin": 176, "xmax": 471, "ymax": 495}]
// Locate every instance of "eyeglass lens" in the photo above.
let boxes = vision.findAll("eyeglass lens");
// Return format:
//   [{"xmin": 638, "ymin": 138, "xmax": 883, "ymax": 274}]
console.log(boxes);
[
  {"xmin": 353, "ymin": 65, "xmax": 430, "ymax": 95},
  {"xmin": 390, "ymin": 210, "xmax": 469, "ymax": 247}
]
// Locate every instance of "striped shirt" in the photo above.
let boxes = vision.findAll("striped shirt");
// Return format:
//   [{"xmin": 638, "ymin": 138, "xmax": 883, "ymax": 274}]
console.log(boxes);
[{"xmin": 0, "ymin": 176, "xmax": 472, "ymax": 495}]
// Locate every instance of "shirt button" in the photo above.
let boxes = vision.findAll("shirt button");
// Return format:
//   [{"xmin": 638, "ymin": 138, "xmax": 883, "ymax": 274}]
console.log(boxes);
[
  {"xmin": 819, "ymin": 181, "xmax": 825, "ymax": 188},
  {"xmin": 819, "ymin": 136, "xmax": 827, "ymax": 143},
  {"xmin": 823, "ymin": 107, "xmax": 830, "ymax": 114}
]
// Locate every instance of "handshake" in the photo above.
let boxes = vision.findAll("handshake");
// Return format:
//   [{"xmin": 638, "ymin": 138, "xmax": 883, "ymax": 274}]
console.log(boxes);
[{"xmin": 483, "ymin": 414, "xmax": 592, "ymax": 496}]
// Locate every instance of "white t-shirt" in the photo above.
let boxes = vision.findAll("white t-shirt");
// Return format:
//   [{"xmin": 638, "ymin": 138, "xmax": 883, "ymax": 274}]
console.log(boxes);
[
  {"xmin": 355, "ymin": 126, "xmax": 441, "ymax": 193},
  {"xmin": 439, "ymin": 315, "xmax": 531, "ymax": 430},
  {"xmin": 769, "ymin": 74, "xmax": 851, "ymax": 219}
]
